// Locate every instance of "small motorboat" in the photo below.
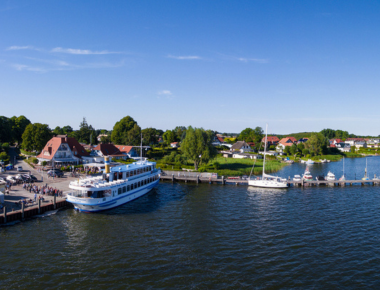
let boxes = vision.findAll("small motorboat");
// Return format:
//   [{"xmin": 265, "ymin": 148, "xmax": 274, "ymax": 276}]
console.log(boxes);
[
  {"xmin": 293, "ymin": 175, "xmax": 302, "ymax": 181},
  {"xmin": 305, "ymin": 159, "xmax": 315, "ymax": 165},
  {"xmin": 326, "ymin": 171, "xmax": 336, "ymax": 181},
  {"xmin": 320, "ymin": 159, "xmax": 327, "ymax": 163},
  {"xmin": 316, "ymin": 175, "xmax": 325, "ymax": 181},
  {"xmin": 303, "ymin": 167, "xmax": 313, "ymax": 181}
]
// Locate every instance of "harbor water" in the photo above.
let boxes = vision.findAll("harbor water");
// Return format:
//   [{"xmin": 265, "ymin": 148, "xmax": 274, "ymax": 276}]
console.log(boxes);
[{"xmin": 1, "ymin": 157, "xmax": 380, "ymax": 288}]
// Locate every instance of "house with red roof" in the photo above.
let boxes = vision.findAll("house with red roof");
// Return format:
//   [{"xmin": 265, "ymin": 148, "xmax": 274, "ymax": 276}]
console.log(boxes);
[
  {"xmin": 37, "ymin": 135, "xmax": 90, "ymax": 165},
  {"xmin": 276, "ymin": 137, "xmax": 296, "ymax": 152},
  {"xmin": 262, "ymin": 136, "xmax": 279, "ymax": 145},
  {"xmin": 91, "ymin": 144, "xmax": 135, "ymax": 160},
  {"xmin": 114, "ymin": 145, "xmax": 138, "ymax": 157}
]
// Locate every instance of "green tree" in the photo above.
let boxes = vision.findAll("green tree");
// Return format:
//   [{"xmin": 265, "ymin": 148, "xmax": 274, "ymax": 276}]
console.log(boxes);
[
  {"xmin": 21, "ymin": 123, "xmax": 52, "ymax": 152},
  {"xmin": 290, "ymin": 144, "xmax": 298, "ymax": 155},
  {"xmin": 284, "ymin": 146, "xmax": 291, "ymax": 155},
  {"xmin": 32, "ymin": 157, "xmax": 38, "ymax": 164},
  {"xmin": 124, "ymin": 124, "xmax": 141, "ymax": 146},
  {"xmin": 76, "ymin": 117, "xmax": 97, "ymax": 144},
  {"xmin": 0, "ymin": 152, "xmax": 9, "ymax": 162},
  {"xmin": 173, "ymin": 126, "xmax": 187, "ymax": 142},
  {"xmin": 142, "ymin": 128, "xmax": 158, "ymax": 145},
  {"xmin": 238, "ymin": 128, "xmax": 254, "ymax": 142},
  {"xmin": 181, "ymin": 126, "xmax": 217, "ymax": 170},
  {"xmin": 53, "ymin": 126, "xmax": 64, "ymax": 135},
  {"xmin": 163, "ymin": 130, "xmax": 176, "ymax": 145},
  {"xmin": 0, "ymin": 116, "xmax": 11, "ymax": 143},
  {"xmin": 2, "ymin": 143, "xmax": 10, "ymax": 152},
  {"xmin": 305, "ymin": 133, "xmax": 329, "ymax": 155},
  {"xmin": 302, "ymin": 148, "xmax": 309, "ymax": 156},
  {"xmin": 10, "ymin": 115, "xmax": 31, "ymax": 144},
  {"xmin": 297, "ymin": 143, "xmax": 305, "ymax": 152},
  {"xmin": 62, "ymin": 125, "xmax": 73, "ymax": 134},
  {"xmin": 111, "ymin": 116, "xmax": 138, "ymax": 144},
  {"xmin": 42, "ymin": 161, "xmax": 47, "ymax": 166},
  {"xmin": 100, "ymin": 135, "xmax": 112, "ymax": 143}
]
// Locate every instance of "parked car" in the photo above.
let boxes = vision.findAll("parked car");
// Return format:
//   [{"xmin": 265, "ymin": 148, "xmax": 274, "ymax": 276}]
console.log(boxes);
[
  {"xmin": 6, "ymin": 176, "xmax": 17, "ymax": 184},
  {"xmin": 17, "ymin": 166, "xmax": 23, "ymax": 172},
  {"xmin": 47, "ymin": 170, "xmax": 64, "ymax": 177},
  {"xmin": 23, "ymin": 174, "xmax": 38, "ymax": 182},
  {"xmin": 15, "ymin": 174, "xmax": 25, "ymax": 181}
]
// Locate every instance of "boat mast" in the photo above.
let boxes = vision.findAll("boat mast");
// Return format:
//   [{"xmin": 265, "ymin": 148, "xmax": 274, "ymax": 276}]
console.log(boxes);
[
  {"xmin": 140, "ymin": 132, "xmax": 143, "ymax": 160},
  {"xmin": 262, "ymin": 124, "xmax": 268, "ymax": 178}
]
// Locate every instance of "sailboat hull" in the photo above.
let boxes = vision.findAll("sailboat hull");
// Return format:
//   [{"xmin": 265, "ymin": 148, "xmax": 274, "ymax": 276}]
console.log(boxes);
[{"xmin": 248, "ymin": 179, "xmax": 288, "ymax": 188}]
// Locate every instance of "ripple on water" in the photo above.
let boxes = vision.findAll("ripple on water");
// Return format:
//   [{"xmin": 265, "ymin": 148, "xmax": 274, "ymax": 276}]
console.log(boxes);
[{"xmin": 1, "ymin": 183, "xmax": 380, "ymax": 288}]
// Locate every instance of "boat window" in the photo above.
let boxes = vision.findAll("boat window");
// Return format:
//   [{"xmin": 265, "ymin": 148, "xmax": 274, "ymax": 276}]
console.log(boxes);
[
  {"xmin": 138, "ymin": 181, "xmax": 140, "ymax": 187},
  {"xmin": 134, "ymin": 170, "xmax": 137, "ymax": 175},
  {"xmin": 127, "ymin": 171, "xmax": 130, "ymax": 177},
  {"xmin": 127, "ymin": 185, "xmax": 130, "ymax": 191},
  {"xmin": 91, "ymin": 191, "xmax": 104, "ymax": 198},
  {"xmin": 131, "ymin": 184, "xmax": 134, "ymax": 190},
  {"xmin": 123, "ymin": 186, "xmax": 126, "ymax": 193},
  {"xmin": 137, "ymin": 169, "xmax": 140, "ymax": 175},
  {"xmin": 118, "ymin": 188, "xmax": 122, "ymax": 195},
  {"xmin": 114, "ymin": 172, "xmax": 118, "ymax": 180},
  {"xmin": 118, "ymin": 172, "xmax": 123, "ymax": 179},
  {"xmin": 135, "ymin": 183, "xmax": 137, "ymax": 188}
]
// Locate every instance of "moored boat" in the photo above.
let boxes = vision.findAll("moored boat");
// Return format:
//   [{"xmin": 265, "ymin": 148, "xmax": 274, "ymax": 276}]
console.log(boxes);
[
  {"xmin": 293, "ymin": 175, "xmax": 302, "ymax": 181},
  {"xmin": 67, "ymin": 157, "xmax": 161, "ymax": 212},
  {"xmin": 303, "ymin": 167, "xmax": 313, "ymax": 181},
  {"xmin": 326, "ymin": 171, "xmax": 336, "ymax": 181}
]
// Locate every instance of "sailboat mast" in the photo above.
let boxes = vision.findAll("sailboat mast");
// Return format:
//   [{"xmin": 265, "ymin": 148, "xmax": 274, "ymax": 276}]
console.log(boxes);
[{"xmin": 262, "ymin": 124, "xmax": 268, "ymax": 178}]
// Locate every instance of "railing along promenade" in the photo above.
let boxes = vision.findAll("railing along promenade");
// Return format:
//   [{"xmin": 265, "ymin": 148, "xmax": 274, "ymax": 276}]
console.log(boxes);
[{"xmin": 160, "ymin": 171, "xmax": 380, "ymax": 187}]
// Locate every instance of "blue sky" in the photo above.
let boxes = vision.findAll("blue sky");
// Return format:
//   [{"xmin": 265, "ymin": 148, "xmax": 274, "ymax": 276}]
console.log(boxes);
[{"xmin": 1, "ymin": 0, "xmax": 380, "ymax": 135}]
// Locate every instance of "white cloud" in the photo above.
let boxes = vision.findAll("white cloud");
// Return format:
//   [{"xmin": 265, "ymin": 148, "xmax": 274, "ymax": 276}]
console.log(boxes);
[
  {"xmin": 158, "ymin": 90, "xmax": 172, "ymax": 95},
  {"xmin": 11, "ymin": 64, "xmax": 46, "ymax": 72},
  {"xmin": 167, "ymin": 55, "xmax": 202, "ymax": 60},
  {"xmin": 6, "ymin": 45, "xmax": 38, "ymax": 51},
  {"xmin": 51, "ymin": 47, "xmax": 120, "ymax": 55},
  {"xmin": 237, "ymin": 58, "xmax": 268, "ymax": 63}
]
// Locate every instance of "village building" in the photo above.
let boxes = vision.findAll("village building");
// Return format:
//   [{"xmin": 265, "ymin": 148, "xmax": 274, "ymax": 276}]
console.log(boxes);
[
  {"xmin": 230, "ymin": 141, "xmax": 252, "ymax": 153},
  {"xmin": 36, "ymin": 135, "xmax": 90, "ymax": 165},
  {"xmin": 170, "ymin": 142, "xmax": 179, "ymax": 148},
  {"xmin": 336, "ymin": 142, "xmax": 351, "ymax": 152},
  {"xmin": 262, "ymin": 136, "xmax": 279, "ymax": 145},
  {"xmin": 90, "ymin": 143, "xmax": 129, "ymax": 161},
  {"xmin": 97, "ymin": 134, "xmax": 108, "ymax": 142},
  {"xmin": 276, "ymin": 137, "xmax": 296, "ymax": 152},
  {"xmin": 114, "ymin": 145, "xmax": 138, "ymax": 158},
  {"xmin": 355, "ymin": 141, "xmax": 367, "ymax": 149},
  {"xmin": 297, "ymin": 138, "xmax": 309, "ymax": 144},
  {"xmin": 345, "ymin": 138, "xmax": 365, "ymax": 146}
]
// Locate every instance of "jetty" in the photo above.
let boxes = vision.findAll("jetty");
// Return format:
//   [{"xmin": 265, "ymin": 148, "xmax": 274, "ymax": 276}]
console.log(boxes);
[{"xmin": 160, "ymin": 172, "xmax": 380, "ymax": 187}]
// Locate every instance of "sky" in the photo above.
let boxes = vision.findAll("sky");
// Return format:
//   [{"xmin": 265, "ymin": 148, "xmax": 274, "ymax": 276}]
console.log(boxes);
[{"xmin": 1, "ymin": 0, "xmax": 380, "ymax": 135}]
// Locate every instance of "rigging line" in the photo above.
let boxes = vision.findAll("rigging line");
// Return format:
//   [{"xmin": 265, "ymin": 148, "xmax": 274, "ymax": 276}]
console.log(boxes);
[{"xmin": 249, "ymin": 139, "xmax": 263, "ymax": 178}]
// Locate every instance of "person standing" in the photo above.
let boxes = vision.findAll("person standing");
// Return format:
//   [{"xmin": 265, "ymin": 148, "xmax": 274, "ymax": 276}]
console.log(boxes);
[{"xmin": 34, "ymin": 193, "xmax": 37, "ymax": 202}]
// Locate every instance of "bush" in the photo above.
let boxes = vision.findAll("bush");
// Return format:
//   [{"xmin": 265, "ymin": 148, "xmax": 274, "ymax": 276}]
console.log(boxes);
[
  {"xmin": 42, "ymin": 161, "xmax": 47, "ymax": 166},
  {"xmin": 198, "ymin": 166, "xmax": 207, "ymax": 172},
  {"xmin": 0, "ymin": 152, "xmax": 9, "ymax": 162},
  {"xmin": 32, "ymin": 158, "xmax": 38, "ymax": 164},
  {"xmin": 213, "ymin": 161, "xmax": 220, "ymax": 170},
  {"xmin": 2, "ymin": 143, "xmax": 9, "ymax": 152}
]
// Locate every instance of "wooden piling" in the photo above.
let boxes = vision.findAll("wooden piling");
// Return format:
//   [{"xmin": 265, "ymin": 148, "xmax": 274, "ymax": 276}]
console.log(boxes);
[
  {"xmin": 38, "ymin": 199, "xmax": 41, "ymax": 214},
  {"xmin": 3, "ymin": 206, "xmax": 7, "ymax": 224},
  {"xmin": 54, "ymin": 195, "xmax": 56, "ymax": 210},
  {"xmin": 197, "ymin": 175, "xmax": 199, "ymax": 184},
  {"xmin": 21, "ymin": 202, "xmax": 24, "ymax": 219}
]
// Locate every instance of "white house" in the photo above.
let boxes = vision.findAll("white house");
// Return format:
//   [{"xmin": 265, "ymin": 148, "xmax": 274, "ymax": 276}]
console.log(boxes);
[
  {"xmin": 336, "ymin": 142, "xmax": 351, "ymax": 152},
  {"xmin": 231, "ymin": 141, "xmax": 252, "ymax": 153}
]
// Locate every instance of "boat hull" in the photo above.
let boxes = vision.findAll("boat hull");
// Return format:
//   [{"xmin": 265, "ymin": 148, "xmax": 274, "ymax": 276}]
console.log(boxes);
[
  {"xmin": 68, "ymin": 180, "xmax": 159, "ymax": 212},
  {"xmin": 248, "ymin": 179, "xmax": 288, "ymax": 188}
]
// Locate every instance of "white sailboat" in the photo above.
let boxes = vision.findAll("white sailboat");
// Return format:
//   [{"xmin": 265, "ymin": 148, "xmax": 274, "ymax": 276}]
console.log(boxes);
[
  {"xmin": 248, "ymin": 125, "xmax": 288, "ymax": 188},
  {"xmin": 362, "ymin": 158, "xmax": 369, "ymax": 181}
]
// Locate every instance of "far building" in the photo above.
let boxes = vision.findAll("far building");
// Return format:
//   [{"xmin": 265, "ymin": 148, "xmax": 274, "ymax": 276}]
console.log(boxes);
[
  {"xmin": 91, "ymin": 144, "xmax": 129, "ymax": 161},
  {"xmin": 276, "ymin": 137, "xmax": 296, "ymax": 152},
  {"xmin": 37, "ymin": 135, "xmax": 91, "ymax": 165},
  {"xmin": 262, "ymin": 136, "xmax": 279, "ymax": 145},
  {"xmin": 230, "ymin": 141, "xmax": 252, "ymax": 153}
]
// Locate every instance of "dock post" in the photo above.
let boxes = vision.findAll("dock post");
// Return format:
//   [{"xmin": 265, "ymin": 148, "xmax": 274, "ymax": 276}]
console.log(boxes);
[
  {"xmin": 171, "ymin": 174, "xmax": 174, "ymax": 183},
  {"xmin": 3, "ymin": 206, "xmax": 6, "ymax": 224},
  {"xmin": 222, "ymin": 176, "xmax": 225, "ymax": 185},
  {"xmin": 54, "ymin": 195, "xmax": 56, "ymax": 210},
  {"xmin": 197, "ymin": 175, "xmax": 199, "ymax": 184},
  {"xmin": 38, "ymin": 199, "xmax": 41, "ymax": 214},
  {"xmin": 21, "ymin": 202, "xmax": 25, "ymax": 219},
  {"xmin": 302, "ymin": 179, "xmax": 304, "ymax": 188}
]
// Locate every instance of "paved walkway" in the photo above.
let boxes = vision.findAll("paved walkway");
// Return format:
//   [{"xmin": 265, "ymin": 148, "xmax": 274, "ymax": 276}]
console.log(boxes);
[{"xmin": 1, "ymin": 159, "xmax": 79, "ymax": 212}]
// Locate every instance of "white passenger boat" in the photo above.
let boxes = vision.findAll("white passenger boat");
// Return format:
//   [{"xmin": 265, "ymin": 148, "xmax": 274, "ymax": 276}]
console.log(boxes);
[
  {"xmin": 248, "ymin": 125, "xmax": 288, "ymax": 188},
  {"xmin": 67, "ymin": 157, "xmax": 160, "ymax": 212},
  {"xmin": 325, "ymin": 171, "xmax": 336, "ymax": 181},
  {"xmin": 305, "ymin": 159, "xmax": 315, "ymax": 165}
]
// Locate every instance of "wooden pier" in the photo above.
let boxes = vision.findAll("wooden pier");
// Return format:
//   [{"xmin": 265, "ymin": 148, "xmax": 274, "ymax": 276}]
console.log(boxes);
[{"xmin": 160, "ymin": 174, "xmax": 380, "ymax": 187}]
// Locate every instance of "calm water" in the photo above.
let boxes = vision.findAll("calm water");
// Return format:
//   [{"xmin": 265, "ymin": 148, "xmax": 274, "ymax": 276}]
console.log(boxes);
[{"xmin": 1, "ymin": 157, "xmax": 380, "ymax": 289}]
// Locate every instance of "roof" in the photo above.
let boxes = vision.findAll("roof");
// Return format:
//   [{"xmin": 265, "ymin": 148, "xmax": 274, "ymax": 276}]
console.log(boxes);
[
  {"xmin": 37, "ymin": 135, "xmax": 89, "ymax": 160},
  {"xmin": 231, "ymin": 141, "xmax": 250, "ymax": 150},
  {"xmin": 279, "ymin": 137, "xmax": 295, "ymax": 146},
  {"xmin": 262, "ymin": 136, "xmax": 279, "ymax": 142},
  {"xmin": 93, "ymin": 144, "xmax": 121, "ymax": 156},
  {"xmin": 346, "ymin": 138, "xmax": 365, "ymax": 141},
  {"xmin": 115, "ymin": 145, "xmax": 134, "ymax": 153},
  {"xmin": 171, "ymin": 142, "xmax": 179, "ymax": 145},
  {"xmin": 217, "ymin": 137, "xmax": 224, "ymax": 143}
]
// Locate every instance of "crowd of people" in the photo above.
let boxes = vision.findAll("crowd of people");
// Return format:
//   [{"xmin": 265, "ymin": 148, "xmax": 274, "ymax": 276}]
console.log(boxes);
[{"xmin": 22, "ymin": 182, "xmax": 63, "ymax": 197}]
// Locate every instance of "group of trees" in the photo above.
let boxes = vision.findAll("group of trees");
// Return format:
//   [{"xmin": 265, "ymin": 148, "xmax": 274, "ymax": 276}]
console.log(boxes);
[
  {"xmin": 162, "ymin": 126, "xmax": 186, "ymax": 144},
  {"xmin": 283, "ymin": 133, "xmax": 332, "ymax": 157},
  {"xmin": 319, "ymin": 128, "xmax": 354, "ymax": 140},
  {"xmin": 0, "ymin": 115, "xmax": 31, "ymax": 145},
  {"xmin": 237, "ymin": 127, "xmax": 264, "ymax": 150}
]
